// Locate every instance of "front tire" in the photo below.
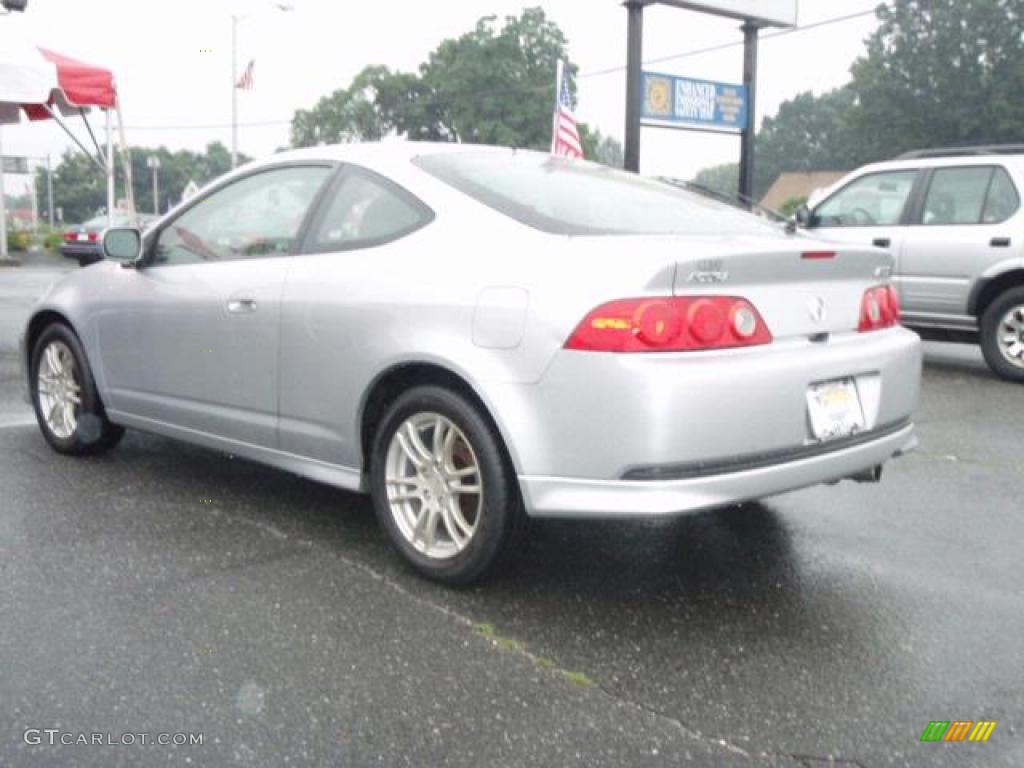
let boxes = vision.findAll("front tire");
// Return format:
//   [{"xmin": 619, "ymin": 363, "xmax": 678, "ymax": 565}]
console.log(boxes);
[
  {"xmin": 30, "ymin": 323, "xmax": 124, "ymax": 455},
  {"xmin": 369, "ymin": 385, "xmax": 524, "ymax": 585},
  {"xmin": 980, "ymin": 286, "xmax": 1024, "ymax": 382}
]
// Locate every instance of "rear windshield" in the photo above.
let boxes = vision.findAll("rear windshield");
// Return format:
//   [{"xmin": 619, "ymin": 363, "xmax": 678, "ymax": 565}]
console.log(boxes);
[{"xmin": 413, "ymin": 150, "xmax": 778, "ymax": 237}]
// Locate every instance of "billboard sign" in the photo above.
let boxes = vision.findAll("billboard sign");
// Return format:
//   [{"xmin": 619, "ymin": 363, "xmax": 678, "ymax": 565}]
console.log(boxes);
[
  {"xmin": 2, "ymin": 156, "xmax": 30, "ymax": 174},
  {"xmin": 641, "ymin": 72, "xmax": 748, "ymax": 132},
  {"xmin": 652, "ymin": 1, "xmax": 797, "ymax": 28}
]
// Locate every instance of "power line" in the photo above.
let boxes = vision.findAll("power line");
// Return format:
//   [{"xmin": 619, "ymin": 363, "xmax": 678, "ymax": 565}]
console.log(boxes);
[
  {"xmin": 122, "ymin": 5, "xmax": 885, "ymax": 133},
  {"xmin": 581, "ymin": 5, "xmax": 883, "ymax": 78}
]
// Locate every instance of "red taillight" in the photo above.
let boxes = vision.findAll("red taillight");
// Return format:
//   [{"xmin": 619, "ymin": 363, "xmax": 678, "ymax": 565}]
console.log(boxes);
[
  {"xmin": 87, "ymin": 232, "xmax": 99, "ymax": 242},
  {"xmin": 63, "ymin": 232, "xmax": 76, "ymax": 242},
  {"xmin": 565, "ymin": 296, "xmax": 773, "ymax": 353},
  {"xmin": 859, "ymin": 285, "xmax": 900, "ymax": 332}
]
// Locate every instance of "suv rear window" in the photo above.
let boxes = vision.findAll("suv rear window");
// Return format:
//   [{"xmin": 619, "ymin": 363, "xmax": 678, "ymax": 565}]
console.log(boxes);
[{"xmin": 413, "ymin": 150, "xmax": 777, "ymax": 237}]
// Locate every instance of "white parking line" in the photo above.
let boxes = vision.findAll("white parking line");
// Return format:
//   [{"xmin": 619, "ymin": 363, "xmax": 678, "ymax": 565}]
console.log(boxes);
[{"xmin": 0, "ymin": 417, "xmax": 37, "ymax": 429}]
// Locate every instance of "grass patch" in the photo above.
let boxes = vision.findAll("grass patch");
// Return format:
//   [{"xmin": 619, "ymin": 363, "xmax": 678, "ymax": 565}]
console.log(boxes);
[
  {"xmin": 560, "ymin": 669, "xmax": 595, "ymax": 687},
  {"xmin": 472, "ymin": 622, "xmax": 595, "ymax": 687}
]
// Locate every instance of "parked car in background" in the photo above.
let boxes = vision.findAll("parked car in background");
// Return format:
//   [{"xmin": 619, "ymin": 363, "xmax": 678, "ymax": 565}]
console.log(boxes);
[
  {"xmin": 24, "ymin": 143, "xmax": 921, "ymax": 584},
  {"xmin": 60, "ymin": 212, "xmax": 157, "ymax": 266},
  {"xmin": 798, "ymin": 145, "xmax": 1024, "ymax": 381}
]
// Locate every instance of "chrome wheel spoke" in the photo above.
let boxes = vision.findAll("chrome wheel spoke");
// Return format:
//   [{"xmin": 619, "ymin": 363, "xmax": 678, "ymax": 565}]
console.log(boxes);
[
  {"xmin": 449, "ymin": 480, "xmax": 481, "ymax": 495},
  {"xmin": 439, "ymin": 499, "xmax": 469, "ymax": 549},
  {"xmin": 446, "ymin": 497, "xmax": 476, "ymax": 542},
  {"xmin": 413, "ymin": 505, "xmax": 441, "ymax": 551},
  {"xmin": 396, "ymin": 431, "xmax": 426, "ymax": 469}
]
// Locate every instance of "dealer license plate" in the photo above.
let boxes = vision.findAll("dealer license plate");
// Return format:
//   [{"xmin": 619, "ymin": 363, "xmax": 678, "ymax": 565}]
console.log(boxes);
[{"xmin": 806, "ymin": 378, "xmax": 866, "ymax": 442}]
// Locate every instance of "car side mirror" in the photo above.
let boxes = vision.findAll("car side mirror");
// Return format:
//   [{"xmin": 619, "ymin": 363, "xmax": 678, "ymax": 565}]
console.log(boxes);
[
  {"xmin": 103, "ymin": 228, "xmax": 143, "ymax": 265},
  {"xmin": 793, "ymin": 204, "xmax": 813, "ymax": 228}
]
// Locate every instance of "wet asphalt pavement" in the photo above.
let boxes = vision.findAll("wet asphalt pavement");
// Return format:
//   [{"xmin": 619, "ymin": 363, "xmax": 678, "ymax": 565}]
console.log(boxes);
[{"xmin": 0, "ymin": 256, "xmax": 1021, "ymax": 767}]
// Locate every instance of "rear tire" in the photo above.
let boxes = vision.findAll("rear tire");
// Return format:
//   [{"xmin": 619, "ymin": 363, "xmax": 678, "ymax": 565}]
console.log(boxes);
[
  {"xmin": 980, "ymin": 286, "xmax": 1024, "ymax": 382},
  {"xmin": 30, "ymin": 323, "xmax": 124, "ymax": 455},
  {"xmin": 369, "ymin": 385, "xmax": 525, "ymax": 585}
]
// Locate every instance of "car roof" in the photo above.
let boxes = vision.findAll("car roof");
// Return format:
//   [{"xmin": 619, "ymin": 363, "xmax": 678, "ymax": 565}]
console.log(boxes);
[
  {"xmin": 246, "ymin": 140, "xmax": 516, "ymax": 171},
  {"xmin": 849, "ymin": 153, "xmax": 1024, "ymax": 176}
]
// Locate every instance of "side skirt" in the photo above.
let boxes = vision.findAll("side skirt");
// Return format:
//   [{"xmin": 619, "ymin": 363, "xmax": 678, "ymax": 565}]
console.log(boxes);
[{"xmin": 106, "ymin": 410, "xmax": 366, "ymax": 493}]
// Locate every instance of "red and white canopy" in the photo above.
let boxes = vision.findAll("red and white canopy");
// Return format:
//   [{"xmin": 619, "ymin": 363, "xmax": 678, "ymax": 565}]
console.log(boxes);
[{"xmin": 0, "ymin": 39, "xmax": 116, "ymax": 124}]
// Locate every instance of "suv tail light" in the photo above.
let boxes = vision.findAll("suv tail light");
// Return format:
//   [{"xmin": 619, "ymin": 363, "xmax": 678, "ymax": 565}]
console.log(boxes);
[
  {"xmin": 859, "ymin": 285, "xmax": 900, "ymax": 332},
  {"xmin": 565, "ymin": 296, "xmax": 773, "ymax": 353}
]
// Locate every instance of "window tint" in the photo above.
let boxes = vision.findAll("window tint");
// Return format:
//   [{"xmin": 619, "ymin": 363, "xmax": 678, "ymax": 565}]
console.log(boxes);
[
  {"xmin": 982, "ymin": 168, "xmax": 1020, "ymax": 224},
  {"xmin": 814, "ymin": 170, "xmax": 917, "ymax": 228},
  {"xmin": 922, "ymin": 167, "xmax": 993, "ymax": 226},
  {"xmin": 414, "ymin": 151, "xmax": 778, "ymax": 237},
  {"xmin": 153, "ymin": 165, "xmax": 331, "ymax": 265},
  {"xmin": 309, "ymin": 170, "xmax": 429, "ymax": 250}
]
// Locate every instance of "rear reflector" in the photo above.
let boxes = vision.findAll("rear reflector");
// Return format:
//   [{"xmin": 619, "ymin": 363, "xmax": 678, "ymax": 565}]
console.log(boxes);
[
  {"xmin": 802, "ymin": 251, "xmax": 836, "ymax": 260},
  {"xmin": 858, "ymin": 285, "xmax": 900, "ymax": 332},
  {"xmin": 565, "ymin": 296, "xmax": 772, "ymax": 353}
]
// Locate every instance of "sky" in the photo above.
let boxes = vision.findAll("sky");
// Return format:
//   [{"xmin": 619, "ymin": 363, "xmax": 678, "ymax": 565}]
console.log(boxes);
[{"xmin": 0, "ymin": 0, "xmax": 882, "ymax": 198}]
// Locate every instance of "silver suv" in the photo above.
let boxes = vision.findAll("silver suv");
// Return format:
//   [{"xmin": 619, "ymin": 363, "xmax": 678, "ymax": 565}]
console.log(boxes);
[{"xmin": 799, "ymin": 146, "xmax": 1024, "ymax": 381}]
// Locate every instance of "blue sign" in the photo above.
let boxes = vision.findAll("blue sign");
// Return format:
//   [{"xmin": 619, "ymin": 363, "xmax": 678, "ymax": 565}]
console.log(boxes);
[{"xmin": 641, "ymin": 71, "xmax": 748, "ymax": 132}]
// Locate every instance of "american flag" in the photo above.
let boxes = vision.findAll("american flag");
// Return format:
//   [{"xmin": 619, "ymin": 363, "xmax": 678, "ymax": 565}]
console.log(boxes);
[
  {"xmin": 235, "ymin": 59, "xmax": 255, "ymax": 90},
  {"xmin": 551, "ymin": 60, "xmax": 583, "ymax": 159}
]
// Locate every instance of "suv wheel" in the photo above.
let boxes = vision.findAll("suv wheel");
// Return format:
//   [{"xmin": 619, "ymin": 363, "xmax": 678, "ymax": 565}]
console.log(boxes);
[
  {"xmin": 980, "ymin": 286, "xmax": 1024, "ymax": 382},
  {"xmin": 369, "ymin": 385, "xmax": 526, "ymax": 585}
]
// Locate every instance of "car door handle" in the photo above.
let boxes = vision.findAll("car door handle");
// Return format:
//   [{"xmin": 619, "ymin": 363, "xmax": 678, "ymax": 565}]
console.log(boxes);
[
  {"xmin": 991, "ymin": 237, "xmax": 1011, "ymax": 248},
  {"xmin": 227, "ymin": 298, "xmax": 257, "ymax": 313},
  {"xmin": 872, "ymin": 238, "xmax": 891, "ymax": 248}
]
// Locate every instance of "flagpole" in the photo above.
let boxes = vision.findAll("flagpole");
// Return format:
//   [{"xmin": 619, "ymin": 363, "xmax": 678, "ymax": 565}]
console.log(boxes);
[
  {"xmin": 231, "ymin": 14, "xmax": 238, "ymax": 169},
  {"xmin": 551, "ymin": 60, "xmax": 564, "ymax": 155}
]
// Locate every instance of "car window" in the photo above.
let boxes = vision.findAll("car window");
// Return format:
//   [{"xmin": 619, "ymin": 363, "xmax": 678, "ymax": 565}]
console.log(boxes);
[
  {"xmin": 152, "ymin": 165, "xmax": 331, "ymax": 266},
  {"xmin": 982, "ymin": 167, "xmax": 1020, "ymax": 224},
  {"xmin": 922, "ymin": 167, "xmax": 993, "ymax": 226},
  {"xmin": 308, "ymin": 170, "xmax": 430, "ymax": 251},
  {"xmin": 814, "ymin": 170, "xmax": 917, "ymax": 228},
  {"xmin": 414, "ymin": 150, "xmax": 779, "ymax": 237}
]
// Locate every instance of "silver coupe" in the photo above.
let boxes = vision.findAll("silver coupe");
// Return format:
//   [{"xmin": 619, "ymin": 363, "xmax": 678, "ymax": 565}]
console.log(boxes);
[{"xmin": 22, "ymin": 143, "xmax": 922, "ymax": 583}]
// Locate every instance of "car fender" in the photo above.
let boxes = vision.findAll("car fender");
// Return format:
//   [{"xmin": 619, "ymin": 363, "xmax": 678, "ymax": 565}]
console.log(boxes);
[{"xmin": 967, "ymin": 256, "xmax": 1024, "ymax": 316}]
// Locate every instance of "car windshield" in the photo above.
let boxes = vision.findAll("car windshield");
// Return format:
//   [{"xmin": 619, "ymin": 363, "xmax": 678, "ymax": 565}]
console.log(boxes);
[{"xmin": 413, "ymin": 150, "xmax": 780, "ymax": 237}]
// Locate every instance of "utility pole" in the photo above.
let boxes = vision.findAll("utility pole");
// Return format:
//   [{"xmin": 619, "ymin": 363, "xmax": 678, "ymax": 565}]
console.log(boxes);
[
  {"xmin": 0, "ymin": 126, "xmax": 7, "ymax": 258},
  {"xmin": 147, "ymin": 155, "xmax": 160, "ymax": 214},
  {"xmin": 231, "ymin": 13, "xmax": 238, "ymax": 169}
]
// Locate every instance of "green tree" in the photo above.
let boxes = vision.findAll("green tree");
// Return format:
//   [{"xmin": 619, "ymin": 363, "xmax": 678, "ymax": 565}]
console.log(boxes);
[
  {"xmin": 848, "ymin": 0, "xmax": 1024, "ymax": 157},
  {"xmin": 753, "ymin": 86, "xmax": 858, "ymax": 197},
  {"xmin": 580, "ymin": 126, "xmax": 624, "ymax": 168},
  {"xmin": 37, "ymin": 141, "xmax": 243, "ymax": 224},
  {"xmin": 290, "ymin": 7, "xmax": 579, "ymax": 151},
  {"xmin": 692, "ymin": 162, "xmax": 739, "ymax": 196}
]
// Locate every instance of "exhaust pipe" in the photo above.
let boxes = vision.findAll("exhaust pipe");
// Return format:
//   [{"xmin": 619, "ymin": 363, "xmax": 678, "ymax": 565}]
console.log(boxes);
[{"xmin": 848, "ymin": 465, "xmax": 883, "ymax": 484}]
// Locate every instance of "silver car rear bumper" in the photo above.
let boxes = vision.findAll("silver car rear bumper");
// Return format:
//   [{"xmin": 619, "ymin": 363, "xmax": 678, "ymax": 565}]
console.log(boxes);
[{"xmin": 519, "ymin": 421, "xmax": 916, "ymax": 518}]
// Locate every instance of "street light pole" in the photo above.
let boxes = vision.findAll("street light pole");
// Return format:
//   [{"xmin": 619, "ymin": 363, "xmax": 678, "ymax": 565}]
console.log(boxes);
[
  {"xmin": 231, "ymin": 14, "xmax": 239, "ymax": 169},
  {"xmin": 46, "ymin": 153, "xmax": 54, "ymax": 228},
  {"xmin": 0, "ymin": 126, "xmax": 7, "ymax": 258}
]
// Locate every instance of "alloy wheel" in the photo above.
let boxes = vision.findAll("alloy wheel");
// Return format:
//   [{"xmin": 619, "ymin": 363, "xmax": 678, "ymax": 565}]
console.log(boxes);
[
  {"xmin": 36, "ymin": 340, "xmax": 82, "ymax": 440},
  {"xmin": 997, "ymin": 304, "xmax": 1024, "ymax": 369},
  {"xmin": 384, "ymin": 412, "xmax": 483, "ymax": 560}
]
